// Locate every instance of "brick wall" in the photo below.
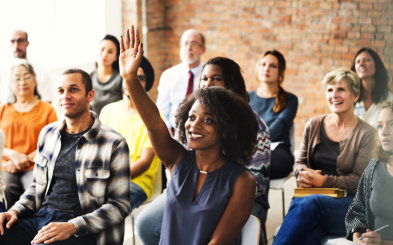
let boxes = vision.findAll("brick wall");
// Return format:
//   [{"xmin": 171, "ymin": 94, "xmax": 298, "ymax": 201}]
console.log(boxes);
[{"xmin": 122, "ymin": 0, "xmax": 393, "ymax": 149}]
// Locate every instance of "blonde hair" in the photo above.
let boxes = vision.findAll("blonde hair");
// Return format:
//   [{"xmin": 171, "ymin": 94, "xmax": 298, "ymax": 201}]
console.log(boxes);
[
  {"xmin": 321, "ymin": 68, "xmax": 361, "ymax": 97},
  {"xmin": 375, "ymin": 101, "xmax": 393, "ymax": 160}
]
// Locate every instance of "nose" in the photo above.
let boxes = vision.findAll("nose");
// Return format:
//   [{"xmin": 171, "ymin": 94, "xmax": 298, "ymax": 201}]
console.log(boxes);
[
  {"xmin": 206, "ymin": 78, "xmax": 214, "ymax": 87},
  {"xmin": 190, "ymin": 118, "xmax": 202, "ymax": 128}
]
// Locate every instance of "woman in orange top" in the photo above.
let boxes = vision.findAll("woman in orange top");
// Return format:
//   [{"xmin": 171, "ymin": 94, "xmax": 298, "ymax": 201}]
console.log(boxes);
[{"xmin": 0, "ymin": 59, "xmax": 57, "ymax": 208}]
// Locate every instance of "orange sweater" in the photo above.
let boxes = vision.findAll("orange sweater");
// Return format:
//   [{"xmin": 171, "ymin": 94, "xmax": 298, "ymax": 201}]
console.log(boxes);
[{"xmin": 0, "ymin": 101, "xmax": 57, "ymax": 172}]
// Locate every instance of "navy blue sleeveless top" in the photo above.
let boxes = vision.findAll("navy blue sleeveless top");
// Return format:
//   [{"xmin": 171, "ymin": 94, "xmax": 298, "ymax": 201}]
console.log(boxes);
[{"xmin": 159, "ymin": 151, "xmax": 246, "ymax": 245}]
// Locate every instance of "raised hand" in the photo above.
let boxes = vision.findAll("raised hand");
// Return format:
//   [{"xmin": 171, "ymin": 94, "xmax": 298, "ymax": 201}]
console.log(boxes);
[{"xmin": 119, "ymin": 25, "xmax": 144, "ymax": 82}]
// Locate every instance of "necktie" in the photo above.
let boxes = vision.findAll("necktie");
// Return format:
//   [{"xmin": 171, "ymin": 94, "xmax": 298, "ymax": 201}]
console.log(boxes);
[{"xmin": 185, "ymin": 70, "xmax": 194, "ymax": 98}]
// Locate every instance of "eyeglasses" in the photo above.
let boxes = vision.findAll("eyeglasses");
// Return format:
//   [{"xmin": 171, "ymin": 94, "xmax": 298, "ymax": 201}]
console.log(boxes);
[
  {"xmin": 138, "ymin": 75, "xmax": 146, "ymax": 82},
  {"xmin": 180, "ymin": 41, "xmax": 202, "ymax": 48},
  {"xmin": 10, "ymin": 38, "xmax": 27, "ymax": 44}
]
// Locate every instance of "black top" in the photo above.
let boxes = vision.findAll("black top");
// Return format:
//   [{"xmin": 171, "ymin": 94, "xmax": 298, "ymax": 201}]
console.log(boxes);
[
  {"xmin": 41, "ymin": 128, "xmax": 90, "ymax": 216},
  {"xmin": 311, "ymin": 120, "xmax": 340, "ymax": 176}
]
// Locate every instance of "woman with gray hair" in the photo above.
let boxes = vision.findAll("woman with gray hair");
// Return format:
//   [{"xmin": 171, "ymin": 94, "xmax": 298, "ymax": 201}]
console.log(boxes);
[
  {"xmin": 0, "ymin": 59, "xmax": 57, "ymax": 208},
  {"xmin": 274, "ymin": 69, "xmax": 376, "ymax": 245}
]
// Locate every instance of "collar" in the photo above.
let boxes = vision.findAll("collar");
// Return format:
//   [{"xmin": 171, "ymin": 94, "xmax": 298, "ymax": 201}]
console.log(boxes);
[{"xmin": 56, "ymin": 111, "xmax": 100, "ymax": 144}]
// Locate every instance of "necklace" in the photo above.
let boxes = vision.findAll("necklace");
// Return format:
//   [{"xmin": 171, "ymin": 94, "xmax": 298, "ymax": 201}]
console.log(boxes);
[{"xmin": 199, "ymin": 170, "xmax": 208, "ymax": 174}]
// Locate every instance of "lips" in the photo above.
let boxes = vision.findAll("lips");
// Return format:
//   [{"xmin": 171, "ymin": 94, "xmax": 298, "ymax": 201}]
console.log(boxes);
[
  {"xmin": 188, "ymin": 131, "xmax": 203, "ymax": 140},
  {"xmin": 62, "ymin": 102, "xmax": 75, "ymax": 109},
  {"xmin": 332, "ymin": 101, "xmax": 343, "ymax": 105}
]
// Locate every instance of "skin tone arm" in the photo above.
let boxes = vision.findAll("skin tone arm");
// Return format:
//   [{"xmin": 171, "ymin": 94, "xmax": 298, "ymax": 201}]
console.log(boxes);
[
  {"xmin": 208, "ymin": 171, "xmax": 256, "ymax": 245},
  {"xmin": 353, "ymin": 230, "xmax": 393, "ymax": 245},
  {"xmin": 119, "ymin": 26, "xmax": 185, "ymax": 172},
  {"xmin": 2, "ymin": 148, "xmax": 33, "ymax": 172},
  {"xmin": 131, "ymin": 148, "xmax": 155, "ymax": 178}
]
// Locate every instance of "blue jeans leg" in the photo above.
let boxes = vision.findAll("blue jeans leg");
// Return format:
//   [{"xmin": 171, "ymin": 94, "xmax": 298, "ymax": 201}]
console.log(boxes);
[
  {"xmin": 273, "ymin": 195, "xmax": 353, "ymax": 245},
  {"xmin": 130, "ymin": 181, "xmax": 148, "ymax": 211},
  {"xmin": 0, "ymin": 209, "xmax": 96, "ymax": 245},
  {"xmin": 135, "ymin": 189, "xmax": 167, "ymax": 245}
]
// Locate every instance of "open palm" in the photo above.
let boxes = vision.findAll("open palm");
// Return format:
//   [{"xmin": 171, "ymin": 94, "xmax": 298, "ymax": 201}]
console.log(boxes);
[{"xmin": 119, "ymin": 25, "xmax": 143, "ymax": 80}]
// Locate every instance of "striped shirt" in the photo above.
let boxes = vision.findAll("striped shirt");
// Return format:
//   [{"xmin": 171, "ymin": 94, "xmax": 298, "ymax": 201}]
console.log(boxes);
[{"xmin": 11, "ymin": 112, "xmax": 131, "ymax": 245}]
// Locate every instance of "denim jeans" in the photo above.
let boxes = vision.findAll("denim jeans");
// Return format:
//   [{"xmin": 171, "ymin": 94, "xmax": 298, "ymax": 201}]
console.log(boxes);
[
  {"xmin": 0, "ymin": 208, "xmax": 96, "ymax": 245},
  {"xmin": 252, "ymin": 201, "xmax": 268, "ymax": 245},
  {"xmin": 0, "ymin": 201, "xmax": 5, "ymax": 212},
  {"xmin": 130, "ymin": 181, "xmax": 147, "ymax": 211},
  {"xmin": 273, "ymin": 194, "xmax": 353, "ymax": 245},
  {"xmin": 135, "ymin": 189, "xmax": 167, "ymax": 245}
]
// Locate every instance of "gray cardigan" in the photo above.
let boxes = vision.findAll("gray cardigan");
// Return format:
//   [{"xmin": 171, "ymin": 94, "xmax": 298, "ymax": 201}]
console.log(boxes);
[
  {"xmin": 294, "ymin": 115, "xmax": 376, "ymax": 196},
  {"xmin": 345, "ymin": 159, "xmax": 379, "ymax": 240}
]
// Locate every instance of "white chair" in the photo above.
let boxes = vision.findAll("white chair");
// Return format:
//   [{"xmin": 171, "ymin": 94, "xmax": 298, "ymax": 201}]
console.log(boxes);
[
  {"xmin": 241, "ymin": 215, "xmax": 261, "ymax": 245},
  {"xmin": 270, "ymin": 174, "xmax": 293, "ymax": 219}
]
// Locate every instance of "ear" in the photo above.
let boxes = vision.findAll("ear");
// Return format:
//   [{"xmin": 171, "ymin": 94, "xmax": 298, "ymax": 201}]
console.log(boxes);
[
  {"xmin": 87, "ymin": 89, "xmax": 95, "ymax": 103},
  {"xmin": 26, "ymin": 40, "xmax": 30, "ymax": 47}
]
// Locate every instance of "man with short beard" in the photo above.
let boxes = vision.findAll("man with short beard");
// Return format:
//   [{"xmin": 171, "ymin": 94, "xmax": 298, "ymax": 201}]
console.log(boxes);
[
  {"xmin": 0, "ymin": 69, "xmax": 130, "ymax": 245},
  {"xmin": 156, "ymin": 29, "xmax": 206, "ymax": 134}
]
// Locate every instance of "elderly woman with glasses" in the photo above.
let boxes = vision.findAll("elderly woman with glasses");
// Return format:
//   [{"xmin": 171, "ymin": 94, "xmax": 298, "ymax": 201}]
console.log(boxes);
[{"xmin": 0, "ymin": 59, "xmax": 57, "ymax": 208}]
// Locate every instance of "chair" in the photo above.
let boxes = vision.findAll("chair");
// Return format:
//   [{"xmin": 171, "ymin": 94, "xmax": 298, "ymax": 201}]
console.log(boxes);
[
  {"xmin": 269, "ymin": 174, "xmax": 293, "ymax": 219},
  {"xmin": 131, "ymin": 162, "xmax": 163, "ymax": 245},
  {"xmin": 241, "ymin": 215, "xmax": 261, "ymax": 245}
]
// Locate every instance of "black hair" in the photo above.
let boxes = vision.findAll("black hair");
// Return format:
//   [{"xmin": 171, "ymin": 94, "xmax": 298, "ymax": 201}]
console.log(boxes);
[
  {"xmin": 101, "ymin": 34, "xmax": 121, "ymax": 70},
  {"xmin": 62, "ymin": 68, "xmax": 92, "ymax": 95},
  {"xmin": 140, "ymin": 56, "xmax": 155, "ymax": 92},
  {"xmin": 175, "ymin": 87, "xmax": 258, "ymax": 165},
  {"xmin": 203, "ymin": 57, "xmax": 249, "ymax": 101}
]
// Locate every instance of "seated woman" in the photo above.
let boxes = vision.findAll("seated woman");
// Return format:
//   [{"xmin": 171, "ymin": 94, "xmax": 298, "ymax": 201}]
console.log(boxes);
[
  {"xmin": 136, "ymin": 57, "xmax": 271, "ymax": 245},
  {"xmin": 121, "ymin": 26, "xmax": 258, "ymax": 245},
  {"xmin": 249, "ymin": 50, "xmax": 298, "ymax": 179},
  {"xmin": 99, "ymin": 56, "xmax": 160, "ymax": 211},
  {"xmin": 0, "ymin": 59, "xmax": 57, "ymax": 208},
  {"xmin": 345, "ymin": 101, "xmax": 393, "ymax": 244},
  {"xmin": 90, "ymin": 34, "xmax": 123, "ymax": 115},
  {"xmin": 352, "ymin": 47, "xmax": 393, "ymax": 127},
  {"xmin": 273, "ymin": 69, "xmax": 376, "ymax": 245}
]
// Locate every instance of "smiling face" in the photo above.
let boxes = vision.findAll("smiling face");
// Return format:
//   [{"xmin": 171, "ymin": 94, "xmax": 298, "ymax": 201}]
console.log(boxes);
[
  {"xmin": 355, "ymin": 51, "xmax": 376, "ymax": 81},
  {"xmin": 257, "ymin": 54, "xmax": 280, "ymax": 84},
  {"xmin": 184, "ymin": 100, "xmax": 221, "ymax": 151},
  {"xmin": 57, "ymin": 73, "xmax": 94, "ymax": 119},
  {"xmin": 11, "ymin": 65, "xmax": 36, "ymax": 98},
  {"xmin": 199, "ymin": 64, "xmax": 225, "ymax": 88},
  {"xmin": 97, "ymin": 39, "xmax": 118, "ymax": 67},
  {"xmin": 377, "ymin": 108, "xmax": 393, "ymax": 153},
  {"xmin": 326, "ymin": 79, "xmax": 359, "ymax": 114}
]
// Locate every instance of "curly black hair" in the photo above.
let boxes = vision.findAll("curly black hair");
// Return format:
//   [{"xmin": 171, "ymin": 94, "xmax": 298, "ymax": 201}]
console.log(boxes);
[
  {"xmin": 351, "ymin": 47, "xmax": 390, "ymax": 104},
  {"xmin": 175, "ymin": 87, "xmax": 258, "ymax": 165}
]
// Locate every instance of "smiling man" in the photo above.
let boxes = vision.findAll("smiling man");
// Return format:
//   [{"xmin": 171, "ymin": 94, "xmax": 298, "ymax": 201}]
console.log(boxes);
[{"xmin": 0, "ymin": 69, "xmax": 130, "ymax": 245}]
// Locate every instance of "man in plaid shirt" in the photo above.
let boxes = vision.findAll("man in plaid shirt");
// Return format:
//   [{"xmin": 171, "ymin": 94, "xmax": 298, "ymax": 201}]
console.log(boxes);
[{"xmin": 0, "ymin": 69, "xmax": 131, "ymax": 245}]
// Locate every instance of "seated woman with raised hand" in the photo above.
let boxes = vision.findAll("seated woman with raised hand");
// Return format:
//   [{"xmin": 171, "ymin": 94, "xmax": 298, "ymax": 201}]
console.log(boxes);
[
  {"xmin": 120, "ymin": 26, "xmax": 258, "ymax": 245},
  {"xmin": 345, "ymin": 101, "xmax": 393, "ymax": 244},
  {"xmin": 136, "ymin": 56, "xmax": 271, "ymax": 245},
  {"xmin": 0, "ymin": 59, "xmax": 57, "ymax": 208},
  {"xmin": 273, "ymin": 69, "xmax": 376, "ymax": 245}
]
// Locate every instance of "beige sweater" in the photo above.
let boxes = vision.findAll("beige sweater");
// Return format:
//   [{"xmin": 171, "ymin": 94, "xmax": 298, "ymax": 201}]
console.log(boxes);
[{"xmin": 295, "ymin": 115, "xmax": 376, "ymax": 196}]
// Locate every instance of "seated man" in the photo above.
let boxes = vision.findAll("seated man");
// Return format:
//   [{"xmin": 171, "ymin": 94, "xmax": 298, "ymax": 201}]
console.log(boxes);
[
  {"xmin": 100, "ymin": 56, "xmax": 160, "ymax": 211},
  {"xmin": 0, "ymin": 69, "xmax": 130, "ymax": 245}
]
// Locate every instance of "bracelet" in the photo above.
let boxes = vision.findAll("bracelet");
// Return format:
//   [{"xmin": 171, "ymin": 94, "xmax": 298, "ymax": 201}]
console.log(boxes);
[{"xmin": 295, "ymin": 168, "xmax": 303, "ymax": 179}]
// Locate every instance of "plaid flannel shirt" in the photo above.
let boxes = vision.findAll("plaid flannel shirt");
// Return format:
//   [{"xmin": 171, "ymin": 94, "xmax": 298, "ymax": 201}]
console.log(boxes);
[{"xmin": 11, "ymin": 112, "xmax": 131, "ymax": 245}]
